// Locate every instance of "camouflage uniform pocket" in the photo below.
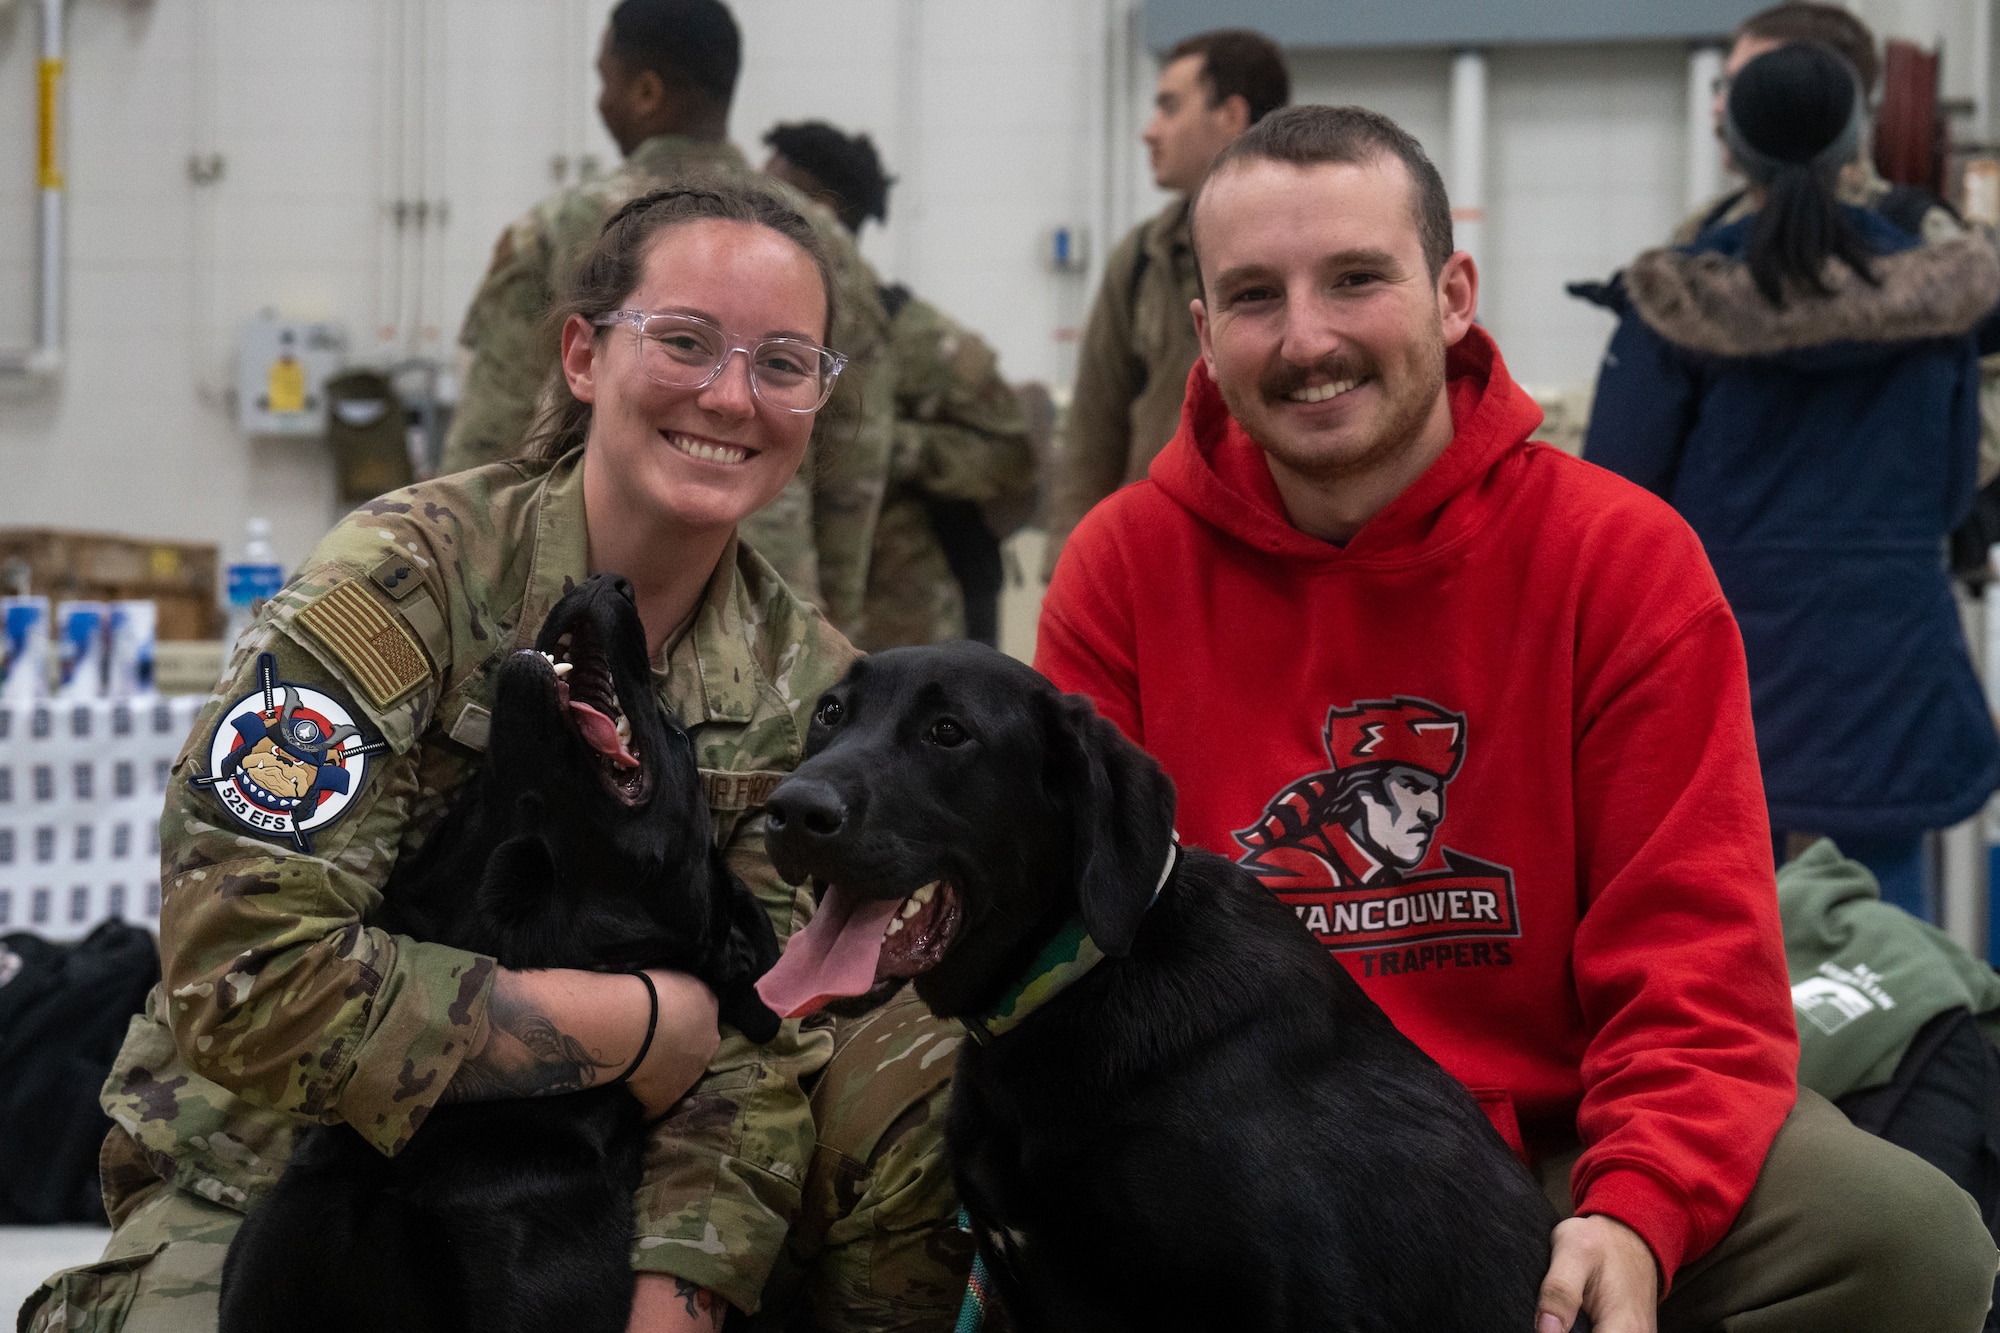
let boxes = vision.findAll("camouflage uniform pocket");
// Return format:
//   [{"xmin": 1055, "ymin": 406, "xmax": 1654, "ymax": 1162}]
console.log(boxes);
[
  {"xmin": 18, "ymin": 1249, "xmax": 157, "ymax": 1333},
  {"xmin": 19, "ymin": 1183, "xmax": 242, "ymax": 1333}
]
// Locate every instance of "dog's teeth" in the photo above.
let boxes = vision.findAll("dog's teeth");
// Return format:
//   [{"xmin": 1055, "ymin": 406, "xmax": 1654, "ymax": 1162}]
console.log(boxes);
[
  {"xmin": 552, "ymin": 661, "xmax": 573, "ymax": 677},
  {"xmin": 614, "ymin": 715, "xmax": 631, "ymax": 745},
  {"xmin": 900, "ymin": 897, "xmax": 922, "ymax": 919},
  {"xmin": 912, "ymin": 882, "xmax": 936, "ymax": 905},
  {"xmin": 885, "ymin": 916, "xmax": 905, "ymax": 937}
]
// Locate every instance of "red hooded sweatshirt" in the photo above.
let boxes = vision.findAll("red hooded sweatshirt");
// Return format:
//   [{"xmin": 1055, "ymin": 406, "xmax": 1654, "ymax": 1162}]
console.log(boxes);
[{"xmin": 1035, "ymin": 327, "xmax": 1798, "ymax": 1286}]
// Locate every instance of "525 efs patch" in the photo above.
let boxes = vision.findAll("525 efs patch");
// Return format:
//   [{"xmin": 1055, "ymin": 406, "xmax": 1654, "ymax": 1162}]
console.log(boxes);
[{"xmin": 193, "ymin": 651, "xmax": 388, "ymax": 852}]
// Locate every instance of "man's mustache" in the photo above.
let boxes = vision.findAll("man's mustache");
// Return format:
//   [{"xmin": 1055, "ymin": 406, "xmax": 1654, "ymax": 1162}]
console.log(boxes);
[{"xmin": 1259, "ymin": 352, "xmax": 1376, "ymax": 403}]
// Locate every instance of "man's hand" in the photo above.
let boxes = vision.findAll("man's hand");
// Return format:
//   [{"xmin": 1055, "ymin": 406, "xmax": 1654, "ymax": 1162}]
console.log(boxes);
[
  {"xmin": 627, "ymin": 1274, "xmax": 725, "ymax": 1332},
  {"xmin": 1537, "ymin": 1214, "xmax": 1660, "ymax": 1333}
]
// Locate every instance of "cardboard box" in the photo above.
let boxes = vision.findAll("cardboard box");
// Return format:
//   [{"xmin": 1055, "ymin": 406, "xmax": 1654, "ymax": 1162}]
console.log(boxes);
[{"xmin": 0, "ymin": 529, "xmax": 222, "ymax": 641}]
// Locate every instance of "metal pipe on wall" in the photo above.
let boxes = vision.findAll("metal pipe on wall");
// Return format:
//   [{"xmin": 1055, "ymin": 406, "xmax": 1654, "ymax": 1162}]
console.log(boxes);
[
  {"xmin": 1686, "ymin": 44, "xmax": 1726, "ymax": 214},
  {"xmin": 1448, "ymin": 49, "xmax": 1486, "ymax": 275},
  {"xmin": 1, "ymin": 0, "xmax": 65, "ymax": 379}
]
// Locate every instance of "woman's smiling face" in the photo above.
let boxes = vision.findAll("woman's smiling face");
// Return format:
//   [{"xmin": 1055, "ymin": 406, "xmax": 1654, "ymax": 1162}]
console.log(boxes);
[{"xmin": 564, "ymin": 217, "xmax": 829, "ymax": 535}]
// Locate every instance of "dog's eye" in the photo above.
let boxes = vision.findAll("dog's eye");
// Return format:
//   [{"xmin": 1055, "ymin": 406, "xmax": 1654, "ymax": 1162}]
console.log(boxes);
[
  {"xmin": 928, "ymin": 719, "xmax": 968, "ymax": 748},
  {"xmin": 813, "ymin": 698, "xmax": 844, "ymax": 728}
]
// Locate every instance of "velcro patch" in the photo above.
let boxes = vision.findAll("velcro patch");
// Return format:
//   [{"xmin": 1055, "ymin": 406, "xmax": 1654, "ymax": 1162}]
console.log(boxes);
[
  {"xmin": 296, "ymin": 580, "xmax": 431, "ymax": 709},
  {"xmin": 700, "ymin": 768, "xmax": 787, "ymax": 813}
]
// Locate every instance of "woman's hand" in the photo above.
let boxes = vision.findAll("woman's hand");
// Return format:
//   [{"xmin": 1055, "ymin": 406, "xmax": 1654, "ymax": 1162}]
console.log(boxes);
[
  {"xmin": 441, "ymin": 966, "xmax": 717, "ymax": 1112},
  {"xmin": 623, "ymin": 968, "xmax": 721, "ymax": 1120}
]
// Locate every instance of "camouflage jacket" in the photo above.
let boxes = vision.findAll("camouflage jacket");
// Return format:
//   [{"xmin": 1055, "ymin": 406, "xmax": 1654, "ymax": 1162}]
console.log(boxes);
[
  {"xmin": 442, "ymin": 133, "xmax": 896, "ymax": 639},
  {"xmin": 101, "ymin": 451, "xmax": 857, "ymax": 1313},
  {"xmin": 860, "ymin": 288, "xmax": 1036, "ymax": 651},
  {"xmin": 1042, "ymin": 195, "xmax": 1201, "ymax": 578}
]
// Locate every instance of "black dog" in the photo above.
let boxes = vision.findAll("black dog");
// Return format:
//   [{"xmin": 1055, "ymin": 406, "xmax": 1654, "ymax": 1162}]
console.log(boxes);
[
  {"xmin": 218, "ymin": 575, "xmax": 780, "ymax": 1333},
  {"xmin": 757, "ymin": 642, "xmax": 1564, "ymax": 1333}
]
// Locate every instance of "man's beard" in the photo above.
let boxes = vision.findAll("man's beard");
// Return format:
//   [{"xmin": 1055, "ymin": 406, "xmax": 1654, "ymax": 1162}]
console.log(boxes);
[{"xmin": 1222, "ymin": 317, "xmax": 1449, "ymax": 485}]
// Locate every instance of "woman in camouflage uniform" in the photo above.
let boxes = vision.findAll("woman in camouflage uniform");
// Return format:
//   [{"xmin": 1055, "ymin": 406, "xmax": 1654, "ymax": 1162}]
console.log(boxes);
[{"xmin": 22, "ymin": 183, "xmax": 915, "ymax": 1333}]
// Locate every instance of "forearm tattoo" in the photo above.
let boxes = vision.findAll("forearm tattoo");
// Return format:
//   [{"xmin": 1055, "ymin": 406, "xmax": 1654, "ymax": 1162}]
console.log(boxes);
[
  {"xmin": 673, "ymin": 1278, "xmax": 724, "ymax": 1329},
  {"xmin": 442, "ymin": 981, "xmax": 619, "ymax": 1103}
]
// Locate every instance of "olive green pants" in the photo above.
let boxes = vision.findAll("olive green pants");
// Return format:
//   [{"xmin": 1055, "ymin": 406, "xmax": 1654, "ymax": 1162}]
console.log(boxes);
[{"xmin": 1536, "ymin": 1088, "xmax": 1998, "ymax": 1332}]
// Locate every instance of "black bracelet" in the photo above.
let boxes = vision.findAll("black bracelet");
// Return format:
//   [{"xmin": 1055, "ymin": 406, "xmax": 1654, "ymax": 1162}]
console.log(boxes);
[{"xmin": 615, "ymin": 971, "xmax": 659, "ymax": 1085}]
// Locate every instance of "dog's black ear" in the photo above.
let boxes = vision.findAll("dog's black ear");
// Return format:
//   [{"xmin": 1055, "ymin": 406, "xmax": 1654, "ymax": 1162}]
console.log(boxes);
[{"xmin": 1047, "ymin": 692, "xmax": 1177, "ymax": 957}]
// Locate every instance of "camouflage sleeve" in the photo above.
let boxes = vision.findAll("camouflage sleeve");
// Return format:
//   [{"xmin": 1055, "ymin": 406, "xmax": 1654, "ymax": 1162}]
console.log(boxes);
[
  {"xmin": 785, "ymin": 990, "xmax": 970, "ymax": 1333},
  {"xmin": 441, "ymin": 212, "xmax": 560, "ymax": 473},
  {"xmin": 891, "ymin": 300, "xmax": 1037, "ymax": 534},
  {"xmin": 739, "ymin": 473, "xmax": 824, "ymax": 608},
  {"xmin": 1979, "ymin": 353, "xmax": 2000, "ymax": 489},
  {"xmin": 157, "ymin": 535, "xmax": 495, "ymax": 1159},
  {"xmin": 629, "ymin": 583, "xmax": 861, "ymax": 1313},
  {"xmin": 808, "ymin": 242, "xmax": 896, "ymax": 641},
  {"xmin": 1045, "ymin": 228, "xmax": 1146, "ymax": 578}
]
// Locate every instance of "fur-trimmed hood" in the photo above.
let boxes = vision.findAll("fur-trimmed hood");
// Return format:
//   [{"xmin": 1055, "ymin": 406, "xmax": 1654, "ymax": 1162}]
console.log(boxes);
[{"xmin": 1624, "ymin": 224, "xmax": 2000, "ymax": 362}]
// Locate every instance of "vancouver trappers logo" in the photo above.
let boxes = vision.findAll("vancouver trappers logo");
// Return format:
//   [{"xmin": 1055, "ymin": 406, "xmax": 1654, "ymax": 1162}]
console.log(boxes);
[
  {"xmin": 193, "ymin": 652, "xmax": 386, "ymax": 853},
  {"xmin": 1234, "ymin": 697, "xmax": 1520, "ymax": 964}
]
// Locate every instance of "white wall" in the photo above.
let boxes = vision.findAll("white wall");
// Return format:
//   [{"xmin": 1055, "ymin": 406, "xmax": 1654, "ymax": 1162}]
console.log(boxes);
[
  {"xmin": 0, "ymin": 0, "xmax": 1125, "ymax": 575},
  {"xmin": 0, "ymin": 0, "xmax": 1993, "ymax": 576}
]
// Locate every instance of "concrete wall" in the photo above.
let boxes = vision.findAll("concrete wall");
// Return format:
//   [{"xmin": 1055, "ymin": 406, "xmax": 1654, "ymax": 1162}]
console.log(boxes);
[{"xmin": 0, "ymin": 0, "xmax": 1994, "ymax": 574}]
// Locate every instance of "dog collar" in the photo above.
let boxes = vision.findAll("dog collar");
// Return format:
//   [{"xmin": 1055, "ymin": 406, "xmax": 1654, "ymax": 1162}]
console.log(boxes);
[{"xmin": 962, "ymin": 836, "xmax": 1179, "ymax": 1047}]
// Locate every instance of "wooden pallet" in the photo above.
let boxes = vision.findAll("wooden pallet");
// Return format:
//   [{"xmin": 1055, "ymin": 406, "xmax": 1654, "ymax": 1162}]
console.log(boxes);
[{"xmin": 0, "ymin": 528, "xmax": 222, "ymax": 641}]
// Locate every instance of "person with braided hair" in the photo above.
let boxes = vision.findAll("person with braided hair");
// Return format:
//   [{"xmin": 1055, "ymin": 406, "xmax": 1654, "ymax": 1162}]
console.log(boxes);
[
  {"xmin": 19, "ymin": 180, "xmax": 920, "ymax": 1333},
  {"xmin": 1586, "ymin": 42, "xmax": 2000, "ymax": 918}
]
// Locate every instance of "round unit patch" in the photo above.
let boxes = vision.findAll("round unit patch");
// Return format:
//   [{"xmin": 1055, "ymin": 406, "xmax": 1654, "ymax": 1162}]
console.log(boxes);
[{"xmin": 194, "ymin": 651, "xmax": 385, "ymax": 852}]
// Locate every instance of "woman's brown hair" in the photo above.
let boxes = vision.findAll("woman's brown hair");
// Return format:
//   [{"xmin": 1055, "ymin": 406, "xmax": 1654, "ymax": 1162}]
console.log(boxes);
[{"xmin": 521, "ymin": 179, "xmax": 839, "ymax": 462}]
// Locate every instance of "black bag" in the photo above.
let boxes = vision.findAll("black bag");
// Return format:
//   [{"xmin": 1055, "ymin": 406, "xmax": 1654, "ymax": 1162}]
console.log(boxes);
[
  {"xmin": 0, "ymin": 921, "xmax": 162, "ymax": 1223},
  {"xmin": 1837, "ymin": 1006, "xmax": 2000, "ymax": 1330}
]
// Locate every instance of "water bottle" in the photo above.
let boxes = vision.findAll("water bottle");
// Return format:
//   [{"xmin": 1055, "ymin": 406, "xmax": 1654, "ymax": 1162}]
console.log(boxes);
[{"xmin": 224, "ymin": 518, "xmax": 286, "ymax": 651}]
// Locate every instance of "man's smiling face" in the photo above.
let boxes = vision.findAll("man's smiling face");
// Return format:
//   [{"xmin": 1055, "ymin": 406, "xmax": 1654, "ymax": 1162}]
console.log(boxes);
[{"xmin": 1192, "ymin": 155, "xmax": 1475, "ymax": 505}]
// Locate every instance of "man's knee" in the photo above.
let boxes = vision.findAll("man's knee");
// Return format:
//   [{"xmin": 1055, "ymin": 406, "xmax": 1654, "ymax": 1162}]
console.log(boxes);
[
  {"xmin": 1837, "ymin": 1132, "xmax": 1998, "ymax": 1320},
  {"xmin": 1718, "ymin": 1088, "xmax": 1998, "ymax": 1330}
]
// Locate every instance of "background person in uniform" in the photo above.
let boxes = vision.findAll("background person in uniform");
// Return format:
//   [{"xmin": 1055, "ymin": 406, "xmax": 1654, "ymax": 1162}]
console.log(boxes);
[
  {"xmin": 17, "ymin": 183, "xmax": 897, "ymax": 1333},
  {"xmin": 1037, "ymin": 102, "xmax": 1999, "ymax": 1333},
  {"xmin": 763, "ymin": 121, "xmax": 1037, "ymax": 651},
  {"xmin": 1584, "ymin": 45, "xmax": 2000, "ymax": 924},
  {"xmin": 1041, "ymin": 28, "xmax": 1289, "ymax": 577},
  {"xmin": 441, "ymin": 0, "xmax": 895, "ymax": 643}
]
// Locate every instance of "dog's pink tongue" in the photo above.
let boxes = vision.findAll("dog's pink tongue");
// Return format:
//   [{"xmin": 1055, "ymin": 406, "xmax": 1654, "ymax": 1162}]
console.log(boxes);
[
  {"xmin": 755, "ymin": 886, "xmax": 901, "ymax": 1018},
  {"xmin": 568, "ymin": 701, "xmax": 640, "ymax": 769}
]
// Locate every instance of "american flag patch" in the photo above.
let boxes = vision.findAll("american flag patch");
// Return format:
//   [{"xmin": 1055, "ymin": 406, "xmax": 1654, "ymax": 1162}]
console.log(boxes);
[{"xmin": 295, "ymin": 580, "xmax": 431, "ymax": 709}]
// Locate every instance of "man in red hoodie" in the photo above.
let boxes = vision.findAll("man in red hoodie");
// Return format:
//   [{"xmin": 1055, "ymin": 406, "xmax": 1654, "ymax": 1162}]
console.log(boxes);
[{"xmin": 1036, "ymin": 105, "xmax": 1998, "ymax": 1333}]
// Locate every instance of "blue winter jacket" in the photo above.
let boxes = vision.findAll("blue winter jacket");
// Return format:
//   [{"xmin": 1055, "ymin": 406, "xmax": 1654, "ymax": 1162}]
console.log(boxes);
[{"xmin": 1584, "ymin": 209, "xmax": 2000, "ymax": 838}]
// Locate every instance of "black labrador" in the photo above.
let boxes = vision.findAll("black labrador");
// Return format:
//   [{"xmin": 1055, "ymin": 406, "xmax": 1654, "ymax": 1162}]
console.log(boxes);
[
  {"xmin": 757, "ymin": 642, "xmax": 1566, "ymax": 1333},
  {"xmin": 219, "ymin": 574, "xmax": 781, "ymax": 1333}
]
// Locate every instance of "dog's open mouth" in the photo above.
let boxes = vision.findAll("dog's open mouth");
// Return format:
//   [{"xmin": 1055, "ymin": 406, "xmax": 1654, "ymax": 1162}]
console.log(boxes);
[
  {"xmin": 754, "ymin": 880, "xmax": 963, "ymax": 1019},
  {"xmin": 527, "ymin": 621, "xmax": 650, "ymax": 806}
]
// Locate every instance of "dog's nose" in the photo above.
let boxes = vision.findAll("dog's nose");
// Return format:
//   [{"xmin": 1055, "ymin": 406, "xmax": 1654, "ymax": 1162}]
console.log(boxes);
[{"xmin": 766, "ymin": 779, "xmax": 847, "ymax": 840}]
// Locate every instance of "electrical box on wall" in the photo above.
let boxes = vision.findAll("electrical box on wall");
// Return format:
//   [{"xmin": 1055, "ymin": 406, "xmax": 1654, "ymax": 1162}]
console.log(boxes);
[
  {"xmin": 236, "ymin": 315, "xmax": 346, "ymax": 437},
  {"xmin": 1045, "ymin": 226, "xmax": 1091, "ymax": 274}
]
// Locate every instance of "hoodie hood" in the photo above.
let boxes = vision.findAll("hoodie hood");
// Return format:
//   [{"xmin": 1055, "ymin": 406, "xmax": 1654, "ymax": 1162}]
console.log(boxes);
[
  {"xmin": 1624, "ymin": 211, "xmax": 2000, "ymax": 370},
  {"xmin": 1149, "ymin": 325, "xmax": 1546, "ymax": 568}
]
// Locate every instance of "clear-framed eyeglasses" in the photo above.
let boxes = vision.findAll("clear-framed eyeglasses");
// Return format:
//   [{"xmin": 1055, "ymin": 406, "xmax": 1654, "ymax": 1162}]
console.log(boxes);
[{"xmin": 591, "ymin": 309, "xmax": 847, "ymax": 414}]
